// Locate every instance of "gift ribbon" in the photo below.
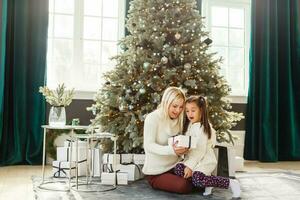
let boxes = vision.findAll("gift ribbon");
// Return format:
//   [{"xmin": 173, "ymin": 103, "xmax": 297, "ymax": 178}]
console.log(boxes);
[
  {"xmin": 53, "ymin": 159, "xmax": 87, "ymax": 178},
  {"xmin": 171, "ymin": 135, "xmax": 192, "ymax": 149},
  {"xmin": 104, "ymin": 154, "xmax": 143, "ymax": 177}
]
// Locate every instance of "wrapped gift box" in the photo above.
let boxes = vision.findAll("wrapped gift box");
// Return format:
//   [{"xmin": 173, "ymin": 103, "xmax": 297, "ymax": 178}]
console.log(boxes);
[
  {"xmin": 168, "ymin": 135, "xmax": 197, "ymax": 149},
  {"xmin": 64, "ymin": 140, "xmax": 87, "ymax": 148},
  {"xmin": 101, "ymin": 172, "xmax": 128, "ymax": 185},
  {"xmin": 113, "ymin": 164, "xmax": 144, "ymax": 181},
  {"xmin": 90, "ymin": 148, "xmax": 103, "ymax": 177},
  {"xmin": 57, "ymin": 147, "xmax": 69, "ymax": 161},
  {"xmin": 56, "ymin": 146, "xmax": 87, "ymax": 162},
  {"xmin": 52, "ymin": 160, "xmax": 87, "ymax": 178},
  {"xmin": 133, "ymin": 154, "xmax": 145, "ymax": 165},
  {"xmin": 120, "ymin": 154, "xmax": 134, "ymax": 164},
  {"xmin": 102, "ymin": 153, "xmax": 121, "ymax": 164},
  {"xmin": 212, "ymin": 145, "xmax": 236, "ymax": 177},
  {"xmin": 234, "ymin": 156, "xmax": 244, "ymax": 172}
]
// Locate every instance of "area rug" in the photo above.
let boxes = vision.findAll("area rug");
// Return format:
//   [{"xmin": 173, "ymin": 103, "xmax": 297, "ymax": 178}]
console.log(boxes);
[{"xmin": 32, "ymin": 171, "xmax": 300, "ymax": 200}]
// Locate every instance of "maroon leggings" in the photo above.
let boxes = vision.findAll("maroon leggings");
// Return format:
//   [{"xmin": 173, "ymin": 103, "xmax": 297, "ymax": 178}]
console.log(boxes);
[{"xmin": 146, "ymin": 170, "xmax": 193, "ymax": 194}]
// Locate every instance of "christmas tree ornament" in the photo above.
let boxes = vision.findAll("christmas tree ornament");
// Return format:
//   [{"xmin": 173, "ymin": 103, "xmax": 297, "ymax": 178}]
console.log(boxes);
[
  {"xmin": 126, "ymin": 89, "xmax": 132, "ymax": 93},
  {"xmin": 119, "ymin": 105, "xmax": 124, "ymax": 111},
  {"xmin": 175, "ymin": 32, "xmax": 181, "ymax": 40},
  {"xmin": 204, "ymin": 38, "xmax": 213, "ymax": 45},
  {"xmin": 143, "ymin": 62, "xmax": 150, "ymax": 69},
  {"xmin": 184, "ymin": 63, "xmax": 192, "ymax": 69},
  {"xmin": 161, "ymin": 56, "xmax": 168, "ymax": 64},
  {"xmin": 139, "ymin": 88, "xmax": 146, "ymax": 94}
]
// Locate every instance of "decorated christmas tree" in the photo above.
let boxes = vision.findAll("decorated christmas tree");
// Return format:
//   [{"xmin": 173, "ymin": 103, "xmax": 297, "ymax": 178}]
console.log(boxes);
[{"xmin": 88, "ymin": 0, "xmax": 243, "ymax": 153}]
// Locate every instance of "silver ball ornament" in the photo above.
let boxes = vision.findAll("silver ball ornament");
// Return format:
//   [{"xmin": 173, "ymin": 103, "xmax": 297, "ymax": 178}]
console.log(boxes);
[
  {"xmin": 161, "ymin": 56, "xmax": 168, "ymax": 64},
  {"xmin": 139, "ymin": 88, "xmax": 146, "ymax": 94},
  {"xmin": 184, "ymin": 63, "xmax": 192, "ymax": 69},
  {"xmin": 143, "ymin": 62, "xmax": 150, "ymax": 69}
]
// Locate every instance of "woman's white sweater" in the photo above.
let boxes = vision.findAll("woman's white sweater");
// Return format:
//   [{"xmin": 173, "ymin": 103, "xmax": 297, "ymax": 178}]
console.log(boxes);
[{"xmin": 142, "ymin": 109, "xmax": 182, "ymax": 175}]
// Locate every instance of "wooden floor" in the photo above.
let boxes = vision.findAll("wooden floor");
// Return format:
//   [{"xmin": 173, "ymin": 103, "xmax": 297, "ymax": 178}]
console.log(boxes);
[{"xmin": 0, "ymin": 161, "xmax": 300, "ymax": 200}]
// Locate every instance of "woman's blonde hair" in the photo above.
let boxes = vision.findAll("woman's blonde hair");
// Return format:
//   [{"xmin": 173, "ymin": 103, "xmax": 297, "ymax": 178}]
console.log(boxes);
[{"xmin": 158, "ymin": 87, "xmax": 186, "ymax": 131}]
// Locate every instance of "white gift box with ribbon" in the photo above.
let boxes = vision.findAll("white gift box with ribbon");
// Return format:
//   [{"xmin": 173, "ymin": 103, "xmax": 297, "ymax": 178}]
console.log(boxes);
[
  {"xmin": 133, "ymin": 154, "xmax": 145, "ymax": 165},
  {"xmin": 90, "ymin": 148, "xmax": 103, "ymax": 177},
  {"xmin": 52, "ymin": 160, "xmax": 86, "ymax": 177},
  {"xmin": 113, "ymin": 164, "xmax": 144, "ymax": 181},
  {"xmin": 101, "ymin": 172, "xmax": 128, "ymax": 185},
  {"xmin": 120, "ymin": 154, "xmax": 134, "ymax": 164},
  {"xmin": 63, "ymin": 140, "xmax": 87, "ymax": 148},
  {"xmin": 56, "ymin": 146, "xmax": 87, "ymax": 162},
  {"xmin": 168, "ymin": 135, "xmax": 197, "ymax": 149},
  {"xmin": 102, "ymin": 153, "xmax": 121, "ymax": 164}
]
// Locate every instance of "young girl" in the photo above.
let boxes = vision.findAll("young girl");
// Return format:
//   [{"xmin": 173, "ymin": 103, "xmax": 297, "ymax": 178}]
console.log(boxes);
[{"xmin": 174, "ymin": 95, "xmax": 241, "ymax": 198}]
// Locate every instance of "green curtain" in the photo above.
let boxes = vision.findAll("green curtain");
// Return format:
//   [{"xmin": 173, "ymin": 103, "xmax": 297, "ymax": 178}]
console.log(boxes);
[
  {"xmin": 0, "ymin": 0, "xmax": 7, "ymax": 146},
  {"xmin": 0, "ymin": 0, "xmax": 48, "ymax": 165},
  {"xmin": 245, "ymin": 0, "xmax": 300, "ymax": 161}
]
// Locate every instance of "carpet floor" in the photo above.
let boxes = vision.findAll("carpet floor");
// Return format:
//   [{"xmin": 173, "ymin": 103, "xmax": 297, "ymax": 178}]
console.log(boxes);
[{"xmin": 32, "ymin": 171, "xmax": 300, "ymax": 200}]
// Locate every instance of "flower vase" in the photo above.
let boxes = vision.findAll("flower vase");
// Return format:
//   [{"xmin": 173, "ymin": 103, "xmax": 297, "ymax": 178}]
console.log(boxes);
[{"xmin": 49, "ymin": 106, "xmax": 66, "ymax": 126}]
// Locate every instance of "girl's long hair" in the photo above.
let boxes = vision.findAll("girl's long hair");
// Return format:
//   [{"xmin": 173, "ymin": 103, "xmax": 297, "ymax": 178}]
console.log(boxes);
[{"xmin": 183, "ymin": 95, "xmax": 212, "ymax": 139}]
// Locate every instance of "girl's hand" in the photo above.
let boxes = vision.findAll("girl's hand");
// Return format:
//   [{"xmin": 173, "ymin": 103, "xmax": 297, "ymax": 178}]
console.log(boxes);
[
  {"xmin": 184, "ymin": 166, "xmax": 192, "ymax": 179},
  {"xmin": 173, "ymin": 142, "xmax": 188, "ymax": 156}
]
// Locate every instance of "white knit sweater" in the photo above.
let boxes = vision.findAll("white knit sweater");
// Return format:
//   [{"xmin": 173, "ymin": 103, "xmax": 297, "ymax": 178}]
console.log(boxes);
[
  {"xmin": 142, "ymin": 109, "xmax": 182, "ymax": 175},
  {"xmin": 183, "ymin": 122, "xmax": 217, "ymax": 175}
]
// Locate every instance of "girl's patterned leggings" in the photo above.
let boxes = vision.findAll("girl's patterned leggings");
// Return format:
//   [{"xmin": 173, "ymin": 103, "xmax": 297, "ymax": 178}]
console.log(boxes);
[{"xmin": 174, "ymin": 163, "xmax": 229, "ymax": 189}]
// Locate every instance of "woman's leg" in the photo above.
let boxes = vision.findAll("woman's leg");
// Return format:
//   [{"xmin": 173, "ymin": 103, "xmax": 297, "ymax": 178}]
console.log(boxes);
[
  {"xmin": 192, "ymin": 171, "xmax": 230, "ymax": 189},
  {"xmin": 146, "ymin": 171, "xmax": 193, "ymax": 194}
]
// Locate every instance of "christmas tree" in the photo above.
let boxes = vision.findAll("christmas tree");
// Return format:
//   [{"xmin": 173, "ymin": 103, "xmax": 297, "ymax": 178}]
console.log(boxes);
[{"xmin": 88, "ymin": 0, "xmax": 243, "ymax": 153}]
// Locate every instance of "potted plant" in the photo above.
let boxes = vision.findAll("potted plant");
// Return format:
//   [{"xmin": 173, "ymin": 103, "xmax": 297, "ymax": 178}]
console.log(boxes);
[{"xmin": 39, "ymin": 83, "xmax": 74, "ymax": 126}]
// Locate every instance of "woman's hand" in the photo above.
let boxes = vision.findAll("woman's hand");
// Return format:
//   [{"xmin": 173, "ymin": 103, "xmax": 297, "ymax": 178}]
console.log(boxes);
[
  {"xmin": 184, "ymin": 166, "xmax": 192, "ymax": 179},
  {"xmin": 173, "ymin": 143, "xmax": 189, "ymax": 156}
]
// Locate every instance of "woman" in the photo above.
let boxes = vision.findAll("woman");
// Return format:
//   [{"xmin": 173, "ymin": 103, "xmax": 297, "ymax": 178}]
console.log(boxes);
[{"xmin": 142, "ymin": 87, "xmax": 192, "ymax": 194}]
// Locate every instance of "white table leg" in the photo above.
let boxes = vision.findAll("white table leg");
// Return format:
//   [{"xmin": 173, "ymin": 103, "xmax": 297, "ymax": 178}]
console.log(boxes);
[{"xmin": 41, "ymin": 128, "xmax": 46, "ymax": 183}]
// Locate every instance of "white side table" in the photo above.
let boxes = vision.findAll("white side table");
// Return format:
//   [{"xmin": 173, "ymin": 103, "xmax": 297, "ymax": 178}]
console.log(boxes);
[{"xmin": 39, "ymin": 125, "xmax": 89, "ymax": 191}]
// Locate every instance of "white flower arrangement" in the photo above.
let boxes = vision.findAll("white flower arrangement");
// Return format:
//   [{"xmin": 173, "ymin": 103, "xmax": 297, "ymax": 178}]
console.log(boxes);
[{"xmin": 39, "ymin": 83, "xmax": 75, "ymax": 107}]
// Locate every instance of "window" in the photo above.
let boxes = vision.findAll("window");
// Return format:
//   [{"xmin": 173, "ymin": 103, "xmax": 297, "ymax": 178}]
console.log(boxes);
[
  {"xmin": 203, "ymin": 0, "xmax": 250, "ymax": 98},
  {"xmin": 47, "ymin": 0, "xmax": 125, "ymax": 98}
]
